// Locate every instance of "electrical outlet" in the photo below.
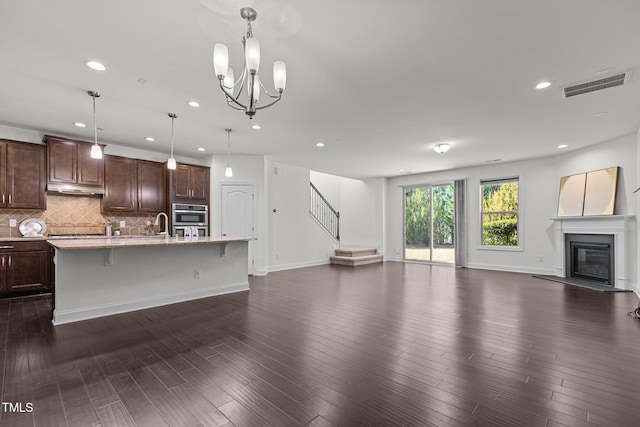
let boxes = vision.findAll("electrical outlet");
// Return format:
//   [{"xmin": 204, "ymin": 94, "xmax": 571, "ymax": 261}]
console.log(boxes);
[
  {"xmin": 9, "ymin": 219, "xmax": 16, "ymax": 227},
  {"xmin": 120, "ymin": 221, "xmax": 126, "ymax": 228},
  {"xmin": 194, "ymin": 270, "xmax": 201, "ymax": 279}
]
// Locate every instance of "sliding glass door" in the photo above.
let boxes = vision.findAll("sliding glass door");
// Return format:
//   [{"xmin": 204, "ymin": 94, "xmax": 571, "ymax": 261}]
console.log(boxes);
[{"xmin": 404, "ymin": 184, "xmax": 454, "ymax": 263}]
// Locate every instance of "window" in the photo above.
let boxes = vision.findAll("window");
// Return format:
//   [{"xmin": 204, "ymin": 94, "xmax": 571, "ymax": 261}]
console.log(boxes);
[{"xmin": 480, "ymin": 177, "xmax": 519, "ymax": 247}]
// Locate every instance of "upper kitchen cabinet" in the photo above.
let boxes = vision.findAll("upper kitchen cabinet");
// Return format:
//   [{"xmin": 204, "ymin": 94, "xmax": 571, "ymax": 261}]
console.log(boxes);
[
  {"xmin": 44, "ymin": 135, "xmax": 105, "ymax": 194},
  {"xmin": 0, "ymin": 139, "xmax": 46, "ymax": 210},
  {"xmin": 169, "ymin": 163, "xmax": 210, "ymax": 203},
  {"xmin": 102, "ymin": 155, "xmax": 165, "ymax": 213}
]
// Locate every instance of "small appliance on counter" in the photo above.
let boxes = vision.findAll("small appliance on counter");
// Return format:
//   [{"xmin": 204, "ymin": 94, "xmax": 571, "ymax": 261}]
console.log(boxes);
[{"xmin": 19, "ymin": 218, "xmax": 47, "ymax": 237}]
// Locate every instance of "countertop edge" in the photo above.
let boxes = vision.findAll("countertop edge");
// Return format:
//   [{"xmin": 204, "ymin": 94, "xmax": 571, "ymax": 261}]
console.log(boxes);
[{"xmin": 47, "ymin": 236, "xmax": 255, "ymax": 250}]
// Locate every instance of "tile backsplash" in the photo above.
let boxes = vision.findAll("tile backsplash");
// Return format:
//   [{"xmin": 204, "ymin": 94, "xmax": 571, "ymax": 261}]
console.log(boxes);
[{"xmin": 0, "ymin": 195, "xmax": 163, "ymax": 237}]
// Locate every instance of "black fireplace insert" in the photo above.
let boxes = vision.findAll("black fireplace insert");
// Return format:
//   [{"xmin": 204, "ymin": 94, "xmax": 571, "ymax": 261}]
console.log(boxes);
[{"xmin": 564, "ymin": 234, "xmax": 614, "ymax": 286}]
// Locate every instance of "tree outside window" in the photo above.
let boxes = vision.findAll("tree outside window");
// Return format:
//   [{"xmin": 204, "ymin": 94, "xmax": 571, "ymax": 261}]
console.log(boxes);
[{"xmin": 480, "ymin": 178, "xmax": 519, "ymax": 246}]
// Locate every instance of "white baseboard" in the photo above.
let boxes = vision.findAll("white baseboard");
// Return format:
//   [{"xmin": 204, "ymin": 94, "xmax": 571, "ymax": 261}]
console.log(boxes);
[
  {"xmin": 53, "ymin": 282, "xmax": 249, "ymax": 325},
  {"xmin": 268, "ymin": 259, "xmax": 330, "ymax": 273},
  {"xmin": 465, "ymin": 263, "xmax": 555, "ymax": 276}
]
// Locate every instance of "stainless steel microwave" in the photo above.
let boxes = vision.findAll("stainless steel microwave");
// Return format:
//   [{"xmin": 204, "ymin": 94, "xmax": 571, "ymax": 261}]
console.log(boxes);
[{"xmin": 172, "ymin": 203, "xmax": 208, "ymax": 226}]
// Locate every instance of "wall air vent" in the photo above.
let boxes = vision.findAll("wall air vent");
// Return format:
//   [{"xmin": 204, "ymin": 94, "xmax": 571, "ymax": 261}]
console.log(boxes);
[{"xmin": 562, "ymin": 71, "xmax": 630, "ymax": 98}]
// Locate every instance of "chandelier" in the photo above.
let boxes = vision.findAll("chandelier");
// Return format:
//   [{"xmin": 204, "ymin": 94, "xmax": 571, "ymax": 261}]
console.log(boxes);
[{"xmin": 213, "ymin": 7, "xmax": 287, "ymax": 118}]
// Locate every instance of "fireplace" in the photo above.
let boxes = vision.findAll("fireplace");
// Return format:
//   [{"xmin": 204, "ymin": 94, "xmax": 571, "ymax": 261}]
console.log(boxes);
[{"xmin": 564, "ymin": 234, "xmax": 614, "ymax": 286}]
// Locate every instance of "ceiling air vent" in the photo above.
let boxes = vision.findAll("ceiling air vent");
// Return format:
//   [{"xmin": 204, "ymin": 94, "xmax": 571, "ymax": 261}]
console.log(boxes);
[{"xmin": 562, "ymin": 71, "xmax": 630, "ymax": 98}]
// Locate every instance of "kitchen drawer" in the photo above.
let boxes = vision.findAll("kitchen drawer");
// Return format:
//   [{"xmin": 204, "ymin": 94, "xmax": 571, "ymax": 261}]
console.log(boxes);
[{"xmin": 0, "ymin": 240, "xmax": 48, "ymax": 252}]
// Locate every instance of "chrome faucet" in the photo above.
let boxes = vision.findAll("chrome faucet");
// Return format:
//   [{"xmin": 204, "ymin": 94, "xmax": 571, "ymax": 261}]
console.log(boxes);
[{"xmin": 154, "ymin": 212, "xmax": 169, "ymax": 237}]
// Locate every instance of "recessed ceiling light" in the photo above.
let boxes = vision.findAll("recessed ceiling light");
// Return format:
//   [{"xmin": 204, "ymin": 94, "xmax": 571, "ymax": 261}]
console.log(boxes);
[
  {"xmin": 85, "ymin": 60, "xmax": 106, "ymax": 71},
  {"xmin": 557, "ymin": 144, "xmax": 568, "ymax": 149},
  {"xmin": 187, "ymin": 101, "xmax": 200, "ymax": 107},
  {"xmin": 397, "ymin": 168, "xmax": 405, "ymax": 172},
  {"xmin": 316, "ymin": 142, "xmax": 325, "ymax": 147},
  {"xmin": 433, "ymin": 143, "xmax": 451, "ymax": 154},
  {"xmin": 594, "ymin": 112, "xmax": 608, "ymax": 117},
  {"xmin": 252, "ymin": 124, "xmax": 261, "ymax": 130},
  {"xmin": 73, "ymin": 122, "xmax": 86, "ymax": 128},
  {"xmin": 485, "ymin": 159, "xmax": 502, "ymax": 163},
  {"xmin": 197, "ymin": 147, "xmax": 205, "ymax": 151},
  {"xmin": 535, "ymin": 81, "xmax": 552, "ymax": 90},
  {"xmin": 144, "ymin": 137, "xmax": 155, "ymax": 142}
]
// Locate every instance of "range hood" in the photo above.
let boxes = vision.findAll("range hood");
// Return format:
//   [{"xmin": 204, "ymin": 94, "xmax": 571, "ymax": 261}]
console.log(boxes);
[{"xmin": 47, "ymin": 183, "xmax": 104, "ymax": 196}]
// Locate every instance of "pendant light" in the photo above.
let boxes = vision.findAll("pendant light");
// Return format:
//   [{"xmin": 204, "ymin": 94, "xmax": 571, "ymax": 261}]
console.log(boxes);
[
  {"xmin": 167, "ymin": 113, "xmax": 177, "ymax": 170},
  {"xmin": 225, "ymin": 128, "xmax": 233, "ymax": 177},
  {"xmin": 88, "ymin": 91, "xmax": 102, "ymax": 159}
]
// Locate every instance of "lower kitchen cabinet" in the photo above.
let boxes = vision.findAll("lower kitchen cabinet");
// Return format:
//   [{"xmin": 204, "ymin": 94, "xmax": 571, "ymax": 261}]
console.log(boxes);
[{"xmin": 0, "ymin": 240, "xmax": 49, "ymax": 294}]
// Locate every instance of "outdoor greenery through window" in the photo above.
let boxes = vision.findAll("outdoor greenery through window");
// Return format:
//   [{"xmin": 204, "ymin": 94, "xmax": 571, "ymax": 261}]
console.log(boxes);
[{"xmin": 480, "ymin": 177, "xmax": 519, "ymax": 247}]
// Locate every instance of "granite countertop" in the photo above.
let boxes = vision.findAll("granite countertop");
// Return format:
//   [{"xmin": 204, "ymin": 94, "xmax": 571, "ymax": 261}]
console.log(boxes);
[{"xmin": 47, "ymin": 235, "xmax": 254, "ymax": 250}]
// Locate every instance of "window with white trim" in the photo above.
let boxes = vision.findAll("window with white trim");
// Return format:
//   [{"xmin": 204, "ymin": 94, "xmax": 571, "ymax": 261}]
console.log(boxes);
[{"xmin": 480, "ymin": 177, "xmax": 519, "ymax": 247}]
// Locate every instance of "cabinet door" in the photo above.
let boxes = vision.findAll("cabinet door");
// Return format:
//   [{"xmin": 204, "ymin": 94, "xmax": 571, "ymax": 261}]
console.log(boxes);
[
  {"xmin": 190, "ymin": 166, "xmax": 209, "ymax": 201},
  {"xmin": 77, "ymin": 142, "xmax": 104, "ymax": 186},
  {"xmin": 137, "ymin": 160, "xmax": 165, "ymax": 213},
  {"xmin": 6, "ymin": 142, "xmax": 46, "ymax": 209},
  {"xmin": 103, "ymin": 155, "xmax": 136, "ymax": 212},
  {"xmin": 48, "ymin": 139, "xmax": 77, "ymax": 184},
  {"xmin": 0, "ymin": 142, "xmax": 6, "ymax": 207},
  {"xmin": 6, "ymin": 251, "xmax": 49, "ymax": 292},
  {"xmin": 0, "ymin": 255, "xmax": 6, "ymax": 292},
  {"xmin": 173, "ymin": 164, "xmax": 193, "ymax": 199}
]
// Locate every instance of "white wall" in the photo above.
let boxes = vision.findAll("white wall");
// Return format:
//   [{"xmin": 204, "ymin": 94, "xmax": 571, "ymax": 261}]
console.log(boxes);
[{"xmin": 386, "ymin": 133, "xmax": 638, "ymax": 281}]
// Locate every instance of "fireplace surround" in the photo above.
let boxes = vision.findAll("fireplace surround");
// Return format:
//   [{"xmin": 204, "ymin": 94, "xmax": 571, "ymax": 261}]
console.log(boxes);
[
  {"xmin": 564, "ymin": 233, "xmax": 614, "ymax": 286},
  {"xmin": 552, "ymin": 215, "xmax": 635, "ymax": 290}
]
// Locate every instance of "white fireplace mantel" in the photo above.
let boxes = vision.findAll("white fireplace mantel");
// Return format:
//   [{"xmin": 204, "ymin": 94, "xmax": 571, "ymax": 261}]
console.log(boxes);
[{"xmin": 551, "ymin": 215, "xmax": 636, "ymax": 290}]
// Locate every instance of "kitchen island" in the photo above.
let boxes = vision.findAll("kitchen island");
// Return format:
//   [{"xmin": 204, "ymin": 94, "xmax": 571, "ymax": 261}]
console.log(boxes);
[{"xmin": 49, "ymin": 236, "xmax": 253, "ymax": 325}]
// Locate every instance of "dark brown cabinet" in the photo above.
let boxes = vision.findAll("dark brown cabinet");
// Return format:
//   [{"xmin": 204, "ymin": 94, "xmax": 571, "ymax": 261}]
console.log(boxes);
[
  {"xmin": 0, "ymin": 140, "xmax": 46, "ymax": 210},
  {"xmin": 0, "ymin": 240, "xmax": 49, "ymax": 294},
  {"xmin": 102, "ymin": 155, "xmax": 165, "ymax": 213},
  {"xmin": 169, "ymin": 163, "xmax": 210, "ymax": 203},
  {"xmin": 45, "ymin": 135, "xmax": 104, "ymax": 193}
]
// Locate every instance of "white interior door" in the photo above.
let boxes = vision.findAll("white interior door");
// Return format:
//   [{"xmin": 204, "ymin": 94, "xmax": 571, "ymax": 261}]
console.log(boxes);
[{"xmin": 221, "ymin": 184, "xmax": 255, "ymax": 274}]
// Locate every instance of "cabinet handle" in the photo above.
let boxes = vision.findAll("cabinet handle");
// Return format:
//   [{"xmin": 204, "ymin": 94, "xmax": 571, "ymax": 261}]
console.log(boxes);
[
  {"xmin": 8, "ymin": 194, "xmax": 11, "ymax": 205},
  {"xmin": 1, "ymin": 194, "xmax": 4, "ymax": 204},
  {"xmin": 7, "ymin": 256, "xmax": 11, "ymax": 267},
  {"xmin": 1, "ymin": 257, "xmax": 4, "ymax": 268},
  {"xmin": 0, "ymin": 246, "xmax": 14, "ymax": 249}
]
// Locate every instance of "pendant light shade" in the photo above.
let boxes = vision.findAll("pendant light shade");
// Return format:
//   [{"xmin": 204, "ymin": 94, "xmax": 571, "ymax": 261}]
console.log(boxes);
[
  {"xmin": 225, "ymin": 128, "xmax": 233, "ymax": 178},
  {"xmin": 167, "ymin": 113, "xmax": 178, "ymax": 170},
  {"xmin": 88, "ymin": 91, "xmax": 102, "ymax": 159}
]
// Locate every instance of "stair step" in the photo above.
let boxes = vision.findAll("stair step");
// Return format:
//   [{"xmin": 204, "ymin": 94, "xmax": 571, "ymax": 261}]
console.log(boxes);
[
  {"xmin": 334, "ymin": 246, "xmax": 378, "ymax": 257},
  {"xmin": 330, "ymin": 254, "xmax": 383, "ymax": 267}
]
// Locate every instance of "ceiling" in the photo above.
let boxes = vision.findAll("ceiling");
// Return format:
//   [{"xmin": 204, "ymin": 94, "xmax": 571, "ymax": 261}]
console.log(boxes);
[{"xmin": 1, "ymin": 0, "xmax": 639, "ymax": 179}]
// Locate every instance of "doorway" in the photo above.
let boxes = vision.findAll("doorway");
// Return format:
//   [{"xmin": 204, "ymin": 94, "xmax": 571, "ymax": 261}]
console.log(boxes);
[
  {"xmin": 221, "ymin": 184, "xmax": 256, "ymax": 274},
  {"xmin": 404, "ymin": 184, "xmax": 455, "ymax": 263}
]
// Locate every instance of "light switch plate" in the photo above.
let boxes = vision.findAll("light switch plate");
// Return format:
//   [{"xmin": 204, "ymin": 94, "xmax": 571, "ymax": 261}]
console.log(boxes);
[
  {"xmin": 9, "ymin": 219, "xmax": 16, "ymax": 227},
  {"xmin": 119, "ymin": 221, "xmax": 126, "ymax": 228}
]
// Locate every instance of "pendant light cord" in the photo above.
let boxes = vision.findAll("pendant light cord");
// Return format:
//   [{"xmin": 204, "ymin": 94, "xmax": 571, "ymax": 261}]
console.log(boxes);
[
  {"xmin": 169, "ymin": 113, "xmax": 177, "ymax": 158},
  {"xmin": 226, "ymin": 128, "xmax": 232, "ymax": 167},
  {"xmin": 92, "ymin": 95, "xmax": 98, "ymax": 145}
]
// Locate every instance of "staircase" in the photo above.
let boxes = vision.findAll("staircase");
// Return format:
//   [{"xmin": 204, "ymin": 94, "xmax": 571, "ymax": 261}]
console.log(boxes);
[{"xmin": 330, "ymin": 246, "xmax": 383, "ymax": 267}]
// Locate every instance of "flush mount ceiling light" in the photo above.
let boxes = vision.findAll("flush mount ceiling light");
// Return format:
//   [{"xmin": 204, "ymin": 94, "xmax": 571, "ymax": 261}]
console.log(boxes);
[
  {"xmin": 535, "ymin": 81, "xmax": 552, "ymax": 90},
  {"xmin": 167, "ymin": 113, "xmax": 178, "ymax": 170},
  {"xmin": 85, "ymin": 60, "xmax": 106, "ymax": 71},
  {"xmin": 225, "ymin": 128, "xmax": 233, "ymax": 178},
  {"xmin": 213, "ymin": 7, "xmax": 287, "ymax": 119},
  {"xmin": 88, "ymin": 91, "xmax": 103, "ymax": 159},
  {"xmin": 433, "ymin": 143, "xmax": 451, "ymax": 154}
]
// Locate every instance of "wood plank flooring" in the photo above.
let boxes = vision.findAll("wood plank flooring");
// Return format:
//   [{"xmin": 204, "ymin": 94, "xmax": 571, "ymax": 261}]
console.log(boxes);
[{"xmin": 1, "ymin": 262, "xmax": 640, "ymax": 426}]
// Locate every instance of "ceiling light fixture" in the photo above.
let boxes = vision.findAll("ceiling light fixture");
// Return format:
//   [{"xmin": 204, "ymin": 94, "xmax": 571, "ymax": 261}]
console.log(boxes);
[
  {"xmin": 316, "ymin": 142, "xmax": 325, "ymax": 147},
  {"xmin": 557, "ymin": 144, "xmax": 568, "ymax": 149},
  {"xmin": 73, "ymin": 122, "xmax": 86, "ymax": 128},
  {"xmin": 213, "ymin": 7, "xmax": 287, "ymax": 119},
  {"xmin": 145, "ymin": 136, "xmax": 155, "ymax": 142},
  {"xmin": 88, "ymin": 91, "xmax": 102, "ymax": 159},
  {"xmin": 535, "ymin": 81, "xmax": 551, "ymax": 90},
  {"xmin": 187, "ymin": 101, "xmax": 200, "ymax": 107},
  {"xmin": 433, "ymin": 143, "xmax": 451, "ymax": 154},
  {"xmin": 85, "ymin": 60, "xmax": 106, "ymax": 71},
  {"xmin": 167, "ymin": 113, "xmax": 177, "ymax": 170},
  {"xmin": 197, "ymin": 147, "xmax": 205, "ymax": 152},
  {"xmin": 252, "ymin": 124, "xmax": 261, "ymax": 130},
  {"xmin": 225, "ymin": 128, "xmax": 233, "ymax": 177}
]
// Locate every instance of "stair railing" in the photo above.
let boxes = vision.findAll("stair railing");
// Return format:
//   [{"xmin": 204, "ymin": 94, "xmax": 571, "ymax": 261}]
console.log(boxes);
[{"xmin": 310, "ymin": 182, "xmax": 340, "ymax": 241}]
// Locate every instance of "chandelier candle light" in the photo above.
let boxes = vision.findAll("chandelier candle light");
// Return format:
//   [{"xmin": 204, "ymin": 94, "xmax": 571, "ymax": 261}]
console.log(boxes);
[
  {"xmin": 225, "ymin": 128, "xmax": 233, "ymax": 178},
  {"xmin": 167, "ymin": 113, "xmax": 178, "ymax": 170},
  {"xmin": 88, "ymin": 91, "xmax": 102, "ymax": 159},
  {"xmin": 213, "ymin": 7, "xmax": 287, "ymax": 118}
]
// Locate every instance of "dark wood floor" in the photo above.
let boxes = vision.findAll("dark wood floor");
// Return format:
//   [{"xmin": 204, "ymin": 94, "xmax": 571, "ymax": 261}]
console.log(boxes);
[{"xmin": 1, "ymin": 262, "xmax": 640, "ymax": 426}]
